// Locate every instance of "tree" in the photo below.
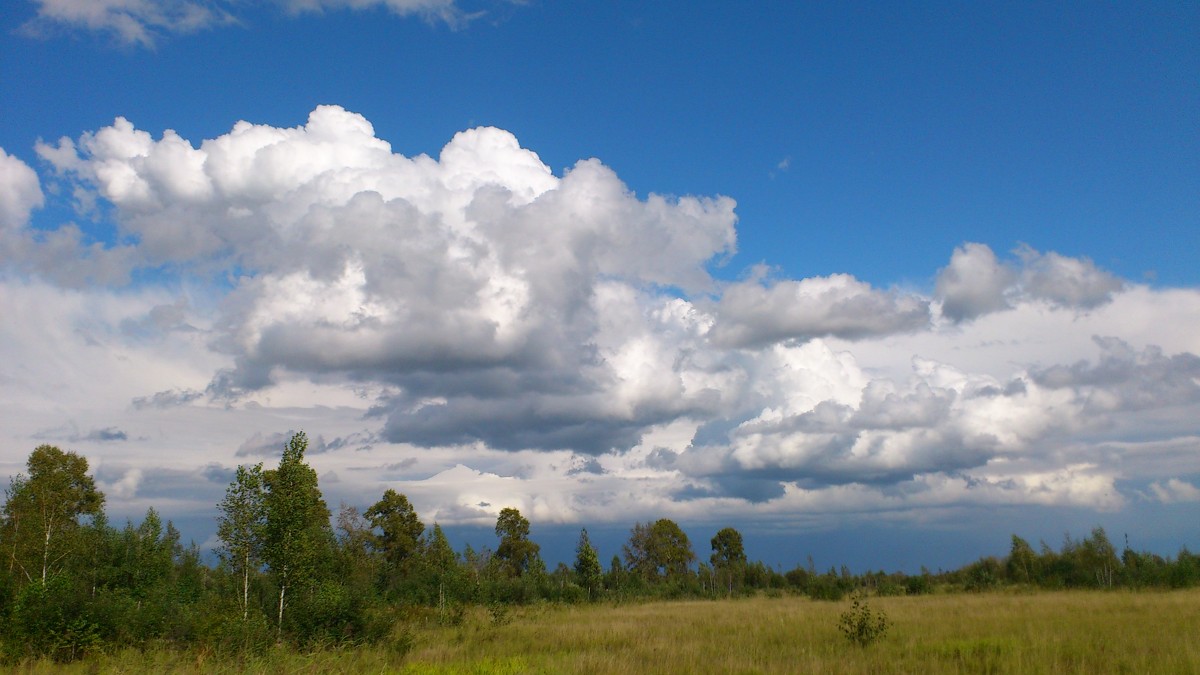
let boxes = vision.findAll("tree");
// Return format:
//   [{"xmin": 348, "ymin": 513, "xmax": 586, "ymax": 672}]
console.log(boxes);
[
  {"xmin": 573, "ymin": 528, "xmax": 602, "ymax": 600},
  {"xmin": 710, "ymin": 526, "xmax": 747, "ymax": 595},
  {"xmin": 421, "ymin": 523, "xmax": 463, "ymax": 610},
  {"xmin": 1079, "ymin": 527, "xmax": 1120, "ymax": 588},
  {"xmin": 1, "ymin": 445, "xmax": 104, "ymax": 586},
  {"xmin": 216, "ymin": 463, "xmax": 265, "ymax": 621},
  {"xmin": 493, "ymin": 507, "xmax": 540, "ymax": 578},
  {"xmin": 335, "ymin": 503, "xmax": 377, "ymax": 584},
  {"xmin": 364, "ymin": 489, "xmax": 424, "ymax": 574},
  {"xmin": 261, "ymin": 432, "xmax": 333, "ymax": 639},
  {"xmin": 624, "ymin": 519, "xmax": 695, "ymax": 582},
  {"xmin": 1006, "ymin": 534, "xmax": 1037, "ymax": 584}
]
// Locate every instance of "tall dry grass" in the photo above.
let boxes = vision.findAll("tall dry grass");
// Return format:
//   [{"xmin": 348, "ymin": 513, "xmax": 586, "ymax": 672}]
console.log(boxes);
[{"xmin": 11, "ymin": 589, "xmax": 1200, "ymax": 673}]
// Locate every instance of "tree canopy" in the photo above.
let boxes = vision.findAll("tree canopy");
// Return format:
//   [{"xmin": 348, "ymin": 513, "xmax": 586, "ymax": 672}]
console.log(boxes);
[{"xmin": 1, "ymin": 445, "xmax": 104, "ymax": 585}]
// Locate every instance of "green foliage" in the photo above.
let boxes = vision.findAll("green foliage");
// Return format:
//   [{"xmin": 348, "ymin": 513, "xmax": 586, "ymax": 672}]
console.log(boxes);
[
  {"xmin": 261, "ymin": 431, "xmax": 335, "ymax": 637},
  {"xmin": 962, "ymin": 557, "xmax": 1002, "ymax": 592},
  {"xmin": 573, "ymin": 528, "xmax": 602, "ymax": 601},
  {"xmin": 624, "ymin": 519, "xmax": 695, "ymax": 582},
  {"xmin": 365, "ymin": 489, "xmax": 425, "ymax": 573},
  {"xmin": 838, "ymin": 591, "xmax": 890, "ymax": 647},
  {"xmin": 710, "ymin": 527, "xmax": 747, "ymax": 596},
  {"xmin": 6, "ymin": 438, "xmax": 1200, "ymax": 665},
  {"xmin": 216, "ymin": 462, "xmax": 265, "ymax": 621},
  {"xmin": 1, "ymin": 445, "xmax": 104, "ymax": 587},
  {"xmin": 493, "ymin": 507, "xmax": 541, "ymax": 579},
  {"xmin": 1007, "ymin": 535, "xmax": 1037, "ymax": 583}
]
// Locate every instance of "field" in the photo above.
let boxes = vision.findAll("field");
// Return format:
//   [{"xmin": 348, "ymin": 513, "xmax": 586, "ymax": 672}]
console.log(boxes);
[{"xmin": 13, "ymin": 589, "xmax": 1200, "ymax": 674}]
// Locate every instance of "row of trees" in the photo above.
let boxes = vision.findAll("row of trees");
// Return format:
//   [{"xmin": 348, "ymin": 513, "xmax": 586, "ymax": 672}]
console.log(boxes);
[
  {"xmin": 951, "ymin": 529, "xmax": 1200, "ymax": 591},
  {"xmin": 2, "ymin": 436, "xmax": 1198, "ymax": 662}
]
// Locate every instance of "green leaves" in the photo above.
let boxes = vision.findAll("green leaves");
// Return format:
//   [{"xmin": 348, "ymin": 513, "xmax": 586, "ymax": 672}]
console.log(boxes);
[
  {"xmin": 261, "ymin": 432, "xmax": 335, "ymax": 635},
  {"xmin": 494, "ymin": 507, "xmax": 541, "ymax": 578},
  {"xmin": 838, "ymin": 591, "xmax": 890, "ymax": 647},
  {"xmin": 624, "ymin": 519, "xmax": 695, "ymax": 582},
  {"xmin": 1, "ymin": 445, "xmax": 104, "ymax": 585},
  {"xmin": 573, "ymin": 529, "xmax": 602, "ymax": 600},
  {"xmin": 217, "ymin": 463, "xmax": 265, "ymax": 620},
  {"xmin": 365, "ymin": 489, "xmax": 425, "ymax": 570}
]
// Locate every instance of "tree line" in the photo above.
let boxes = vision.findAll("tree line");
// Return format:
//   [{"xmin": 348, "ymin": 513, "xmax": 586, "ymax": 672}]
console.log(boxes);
[{"xmin": 2, "ymin": 435, "xmax": 1197, "ymax": 662}]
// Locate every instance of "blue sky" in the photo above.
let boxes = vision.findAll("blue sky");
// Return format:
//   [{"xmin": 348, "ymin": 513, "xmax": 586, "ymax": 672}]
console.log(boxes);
[{"xmin": 1, "ymin": 0, "xmax": 1197, "ymax": 571}]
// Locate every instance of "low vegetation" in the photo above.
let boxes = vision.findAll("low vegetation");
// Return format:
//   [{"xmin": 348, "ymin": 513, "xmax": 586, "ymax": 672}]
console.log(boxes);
[
  {"xmin": 7, "ymin": 590, "xmax": 1200, "ymax": 673},
  {"xmin": 2, "ymin": 435, "xmax": 1198, "ymax": 671}
]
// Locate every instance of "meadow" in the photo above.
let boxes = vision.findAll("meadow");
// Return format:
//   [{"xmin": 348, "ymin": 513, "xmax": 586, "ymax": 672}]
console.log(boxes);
[{"xmin": 11, "ymin": 588, "xmax": 1199, "ymax": 674}]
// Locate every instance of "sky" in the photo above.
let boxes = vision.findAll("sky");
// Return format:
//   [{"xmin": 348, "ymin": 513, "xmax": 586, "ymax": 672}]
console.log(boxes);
[{"xmin": 0, "ymin": 0, "xmax": 1197, "ymax": 573}]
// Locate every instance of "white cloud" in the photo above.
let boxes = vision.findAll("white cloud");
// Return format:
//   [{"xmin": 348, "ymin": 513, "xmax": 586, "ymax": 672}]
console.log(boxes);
[
  {"xmin": 22, "ymin": 0, "xmax": 491, "ymax": 47},
  {"xmin": 1149, "ymin": 478, "xmax": 1200, "ymax": 504},
  {"xmin": 935, "ymin": 242, "xmax": 1125, "ymax": 323},
  {"xmin": 1016, "ymin": 244, "xmax": 1123, "ymax": 309},
  {"xmin": 4, "ymin": 105, "xmax": 1200, "ymax": 535},
  {"xmin": 0, "ymin": 148, "xmax": 43, "ymax": 233},
  {"xmin": 23, "ymin": 0, "xmax": 236, "ymax": 47},
  {"xmin": 276, "ymin": 0, "xmax": 464, "ymax": 24},
  {"xmin": 935, "ymin": 242, "xmax": 1015, "ymax": 321},
  {"xmin": 709, "ymin": 271, "xmax": 929, "ymax": 348}
]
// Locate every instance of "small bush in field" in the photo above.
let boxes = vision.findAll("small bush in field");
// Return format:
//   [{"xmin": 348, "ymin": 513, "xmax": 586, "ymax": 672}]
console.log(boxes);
[
  {"xmin": 488, "ymin": 602, "xmax": 512, "ymax": 626},
  {"xmin": 838, "ymin": 591, "xmax": 890, "ymax": 647}
]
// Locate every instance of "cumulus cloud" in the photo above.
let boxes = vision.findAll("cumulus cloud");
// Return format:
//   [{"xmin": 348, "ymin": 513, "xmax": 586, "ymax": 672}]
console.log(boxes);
[
  {"xmin": 935, "ymin": 243, "xmax": 1015, "ymax": 321},
  {"xmin": 41, "ymin": 107, "xmax": 737, "ymax": 454},
  {"xmin": 21, "ymin": 0, "xmax": 487, "ymax": 47},
  {"xmin": 7, "ymin": 104, "xmax": 1200, "ymax": 534},
  {"xmin": 0, "ymin": 148, "xmax": 43, "ymax": 232},
  {"xmin": 1149, "ymin": 479, "xmax": 1200, "ymax": 503},
  {"xmin": 709, "ymin": 271, "xmax": 929, "ymax": 348},
  {"xmin": 102, "ymin": 467, "xmax": 143, "ymax": 500},
  {"xmin": 936, "ymin": 242, "xmax": 1123, "ymax": 322},
  {"xmin": 1015, "ymin": 245, "xmax": 1123, "ymax": 309},
  {"xmin": 1031, "ymin": 336, "xmax": 1200, "ymax": 414}
]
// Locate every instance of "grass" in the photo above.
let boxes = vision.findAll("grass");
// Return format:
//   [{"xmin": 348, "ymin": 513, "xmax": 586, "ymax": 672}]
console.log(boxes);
[{"xmin": 10, "ymin": 589, "xmax": 1200, "ymax": 673}]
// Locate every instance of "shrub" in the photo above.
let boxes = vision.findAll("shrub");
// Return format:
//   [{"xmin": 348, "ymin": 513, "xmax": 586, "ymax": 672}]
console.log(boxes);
[{"xmin": 837, "ymin": 591, "xmax": 890, "ymax": 647}]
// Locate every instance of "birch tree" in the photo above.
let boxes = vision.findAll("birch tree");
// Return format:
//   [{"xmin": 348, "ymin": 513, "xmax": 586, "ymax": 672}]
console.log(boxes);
[
  {"xmin": 1, "ymin": 445, "xmax": 104, "ymax": 586},
  {"xmin": 217, "ymin": 463, "xmax": 265, "ymax": 621},
  {"xmin": 261, "ymin": 432, "xmax": 332, "ymax": 639}
]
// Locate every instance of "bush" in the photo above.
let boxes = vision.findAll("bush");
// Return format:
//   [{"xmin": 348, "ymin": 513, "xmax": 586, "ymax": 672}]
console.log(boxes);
[
  {"xmin": 837, "ymin": 592, "xmax": 890, "ymax": 647},
  {"xmin": 905, "ymin": 574, "xmax": 933, "ymax": 595}
]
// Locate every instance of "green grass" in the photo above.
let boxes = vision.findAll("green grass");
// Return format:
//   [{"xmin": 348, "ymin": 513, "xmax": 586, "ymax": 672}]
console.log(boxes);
[{"xmin": 11, "ymin": 589, "xmax": 1200, "ymax": 673}]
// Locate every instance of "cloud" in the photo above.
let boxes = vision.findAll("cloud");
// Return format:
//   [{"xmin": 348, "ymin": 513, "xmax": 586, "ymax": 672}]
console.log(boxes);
[
  {"xmin": 21, "ymin": 0, "xmax": 507, "ymax": 47},
  {"xmin": 22, "ymin": 0, "xmax": 236, "ymax": 47},
  {"xmin": 278, "ymin": 0, "xmax": 467, "ymax": 26},
  {"xmin": 936, "ymin": 243, "xmax": 1124, "ymax": 322},
  {"xmin": 7, "ymin": 104, "xmax": 1200, "ymax": 537},
  {"xmin": 1031, "ymin": 336, "xmax": 1200, "ymax": 414},
  {"xmin": 100, "ymin": 467, "xmax": 143, "ymax": 499},
  {"xmin": 935, "ymin": 243, "xmax": 1015, "ymax": 321},
  {"xmin": 131, "ymin": 388, "xmax": 204, "ymax": 410},
  {"xmin": 1015, "ymin": 245, "xmax": 1123, "ymax": 309},
  {"xmin": 1149, "ymin": 478, "xmax": 1200, "ymax": 504},
  {"xmin": 41, "ymin": 107, "xmax": 737, "ymax": 453},
  {"xmin": 709, "ymin": 271, "xmax": 930, "ymax": 348},
  {"xmin": 235, "ymin": 430, "xmax": 335, "ymax": 457},
  {"xmin": 81, "ymin": 426, "xmax": 129, "ymax": 442},
  {"xmin": 0, "ymin": 148, "xmax": 43, "ymax": 233}
]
